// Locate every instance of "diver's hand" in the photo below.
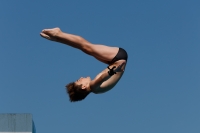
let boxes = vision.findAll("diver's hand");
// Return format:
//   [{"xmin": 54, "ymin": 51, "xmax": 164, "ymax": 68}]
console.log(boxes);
[{"xmin": 114, "ymin": 62, "xmax": 126, "ymax": 73}]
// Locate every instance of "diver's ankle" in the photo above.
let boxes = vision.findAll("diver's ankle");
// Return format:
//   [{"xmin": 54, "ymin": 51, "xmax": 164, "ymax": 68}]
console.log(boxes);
[{"xmin": 53, "ymin": 27, "xmax": 62, "ymax": 37}]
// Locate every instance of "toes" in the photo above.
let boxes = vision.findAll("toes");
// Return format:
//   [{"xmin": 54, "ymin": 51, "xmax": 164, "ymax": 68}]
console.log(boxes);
[
  {"xmin": 40, "ymin": 33, "xmax": 50, "ymax": 39},
  {"xmin": 42, "ymin": 29, "xmax": 51, "ymax": 33}
]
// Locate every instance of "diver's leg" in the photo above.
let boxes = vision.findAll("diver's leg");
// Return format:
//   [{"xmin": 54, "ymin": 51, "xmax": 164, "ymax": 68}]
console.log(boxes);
[{"xmin": 40, "ymin": 28, "xmax": 119, "ymax": 63}]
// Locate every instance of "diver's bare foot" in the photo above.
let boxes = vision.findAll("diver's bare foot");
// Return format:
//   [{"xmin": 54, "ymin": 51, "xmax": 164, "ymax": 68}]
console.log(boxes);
[{"xmin": 40, "ymin": 27, "xmax": 61, "ymax": 41}]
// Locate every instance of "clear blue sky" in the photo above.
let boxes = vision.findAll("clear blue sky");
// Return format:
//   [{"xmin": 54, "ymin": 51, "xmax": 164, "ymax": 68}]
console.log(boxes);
[{"xmin": 0, "ymin": 0, "xmax": 200, "ymax": 133}]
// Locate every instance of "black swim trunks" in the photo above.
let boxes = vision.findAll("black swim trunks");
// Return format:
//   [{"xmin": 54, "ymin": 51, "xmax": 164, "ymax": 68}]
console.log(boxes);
[{"xmin": 109, "ymin": 47, "xmax": 128, "ymax": 64}]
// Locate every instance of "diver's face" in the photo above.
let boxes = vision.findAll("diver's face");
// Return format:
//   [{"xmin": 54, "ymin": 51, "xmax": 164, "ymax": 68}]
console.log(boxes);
[{"xmin": 75, "ymin": 77, "xmax": 91, "ymax": 89}]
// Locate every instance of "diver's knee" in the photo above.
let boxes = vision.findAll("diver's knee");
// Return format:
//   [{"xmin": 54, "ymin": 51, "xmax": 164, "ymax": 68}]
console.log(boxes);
[{"xmin": 82, "ymin": 43, "xmax": 94, "ymax": 55}]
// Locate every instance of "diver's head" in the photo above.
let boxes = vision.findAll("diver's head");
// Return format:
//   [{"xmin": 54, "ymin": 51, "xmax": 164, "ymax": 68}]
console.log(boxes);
[{"xmin": 66, "ymin": 77, "xmax": 91, "ymax": 102}]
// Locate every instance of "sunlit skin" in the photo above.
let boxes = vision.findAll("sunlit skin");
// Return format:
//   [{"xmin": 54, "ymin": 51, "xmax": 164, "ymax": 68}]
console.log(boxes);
[
  {"xmin": 40, "ymin": 27, "xmax": 127, "ymax": 94},
  {"xmin": 75, "ymin": 77, "xmax": 92, "ymax": 91}
]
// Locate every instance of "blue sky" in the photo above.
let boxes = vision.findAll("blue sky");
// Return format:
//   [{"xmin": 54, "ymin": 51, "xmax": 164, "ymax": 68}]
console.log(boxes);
[{"xmin": 0, "ymin": 0, "xmax": 200, "ymax": 133}]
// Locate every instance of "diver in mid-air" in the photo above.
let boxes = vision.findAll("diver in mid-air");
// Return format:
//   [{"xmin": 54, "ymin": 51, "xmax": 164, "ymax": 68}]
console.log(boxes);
[{"xmin": 40, "ymin": 27, "xmax": 128, "ymax": 102}]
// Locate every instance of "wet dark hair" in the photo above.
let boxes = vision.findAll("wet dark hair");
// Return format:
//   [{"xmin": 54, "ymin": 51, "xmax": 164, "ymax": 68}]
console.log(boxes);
[{"xmin": 66, "ymin": 82, "xmax": 90, "ymax": 102}]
